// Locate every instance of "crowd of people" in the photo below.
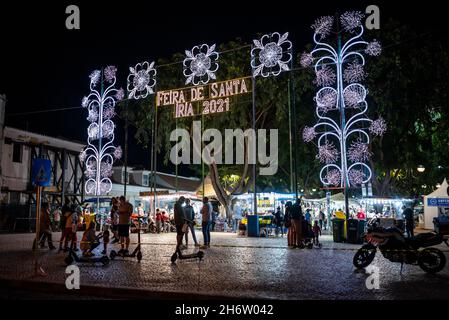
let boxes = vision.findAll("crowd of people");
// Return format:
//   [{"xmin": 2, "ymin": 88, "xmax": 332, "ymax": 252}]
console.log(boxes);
[{"xmin": 35, "ymin": 194, "xmax": 419, "ymax": 257}]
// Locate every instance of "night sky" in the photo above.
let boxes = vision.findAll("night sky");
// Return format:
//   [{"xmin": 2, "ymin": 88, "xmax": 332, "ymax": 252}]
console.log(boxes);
[{"xmin": 0, "ymin": 1, "xmax": 445, "ymax": 175}]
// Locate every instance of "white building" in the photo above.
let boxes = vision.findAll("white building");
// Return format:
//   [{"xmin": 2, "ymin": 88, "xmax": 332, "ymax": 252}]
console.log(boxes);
[{"xmin": 0, "ymin": 126, "xmax": 86, "ymax": 205}]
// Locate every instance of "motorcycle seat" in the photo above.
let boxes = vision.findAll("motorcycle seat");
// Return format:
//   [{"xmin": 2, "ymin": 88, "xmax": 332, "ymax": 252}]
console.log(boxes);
[{"xmin": 408, "ymin": 232, "xmax": 442, "ymax": 248}]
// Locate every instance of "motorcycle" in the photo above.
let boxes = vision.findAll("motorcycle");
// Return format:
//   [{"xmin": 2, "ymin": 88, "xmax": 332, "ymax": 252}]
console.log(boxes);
[{"xmin": 353, "ymin": 218, "xmax": 448, "ymax": 273}]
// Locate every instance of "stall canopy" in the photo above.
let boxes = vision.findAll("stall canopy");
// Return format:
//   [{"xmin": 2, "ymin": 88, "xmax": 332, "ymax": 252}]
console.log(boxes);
[
  {"xmin": 319, "ymin": 192, "xmax": 360, "ymax": 207},
  {"xmin": 424, "ymin": 178, "xmax": 449, "ymax": 229},
  {"xmin": 195, "ymin": 175, "xmax": 216, "ymax": 198}
]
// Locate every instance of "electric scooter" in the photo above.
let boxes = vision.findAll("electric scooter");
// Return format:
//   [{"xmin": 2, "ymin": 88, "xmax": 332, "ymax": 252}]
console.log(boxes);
[
  {"xmin": 64, "ymin": 241, "xmax": 109, "ymax": 266},
  {"xmin": 171, "ymin": 218, "xmax": 205, "ymax": 263},
  {"xmin": 110, "ymin": 218, "xmax": 143, "ymax": 262}
]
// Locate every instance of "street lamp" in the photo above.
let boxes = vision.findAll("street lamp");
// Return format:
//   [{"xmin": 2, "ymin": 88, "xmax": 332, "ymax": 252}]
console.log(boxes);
[{"xmin": 417, "ymin": 165, "xmax": 425, "ymax": 173}]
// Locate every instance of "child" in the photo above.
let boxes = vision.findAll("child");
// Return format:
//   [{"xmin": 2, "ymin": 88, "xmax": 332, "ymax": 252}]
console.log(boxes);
[
  {"xmin": 80, "ymin": 222, "xmax": 98, "ymax": 257},
  {"xmin": 312, "ymin": 220, "xmax": 321, "ymax": 246},
  {"xmin": 101, "ymin": 225, "xmax": 110, "ymax": 255}
]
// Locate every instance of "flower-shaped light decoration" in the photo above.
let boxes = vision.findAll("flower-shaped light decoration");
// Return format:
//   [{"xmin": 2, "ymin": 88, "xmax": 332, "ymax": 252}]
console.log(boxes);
[
  {"xmin": 303, "ymin": 11, "xmax": 383, "ymax": 189},
  {"xmin": 316, "ymin": 88, "xmax": 338, "ymax": 113},
  {"xmin": 314, "ymin": 65, "xmax": 336, "ymax": 87},
  {"xmin": 102, "ymin": 121, "xmax": 115, "ymax": 139},
  {"xmin": 317, "ymin": 141, "xmax": 339, "ymax": 164},
  {"xmin": 311, "ymin": 16, "xmax": 334, "ymax": 39},
  {"xmin": 183, "ymin": 44, "xmax": 219, "ymax": 85},
  {"xmin": 348, "ymin": 140, "xmax": 373, "ymax": 163},
  {"xmin": 300, "ymin": 52, "xmax": 314, "ymax": 68},
  {"xmin": 344, "ymin": 62, "xmax": 366, "ymax": 83},
  {"xmin": 81, "ymin": 66, "xmax": 122, "ymax": 196},
  {"xmin": 340, "ymin": 11, "xmax": 364, "ymax": 32},
  {"xmin": 87, "ymin": 108, "xmax": 98, "ymax": 123},
  {"xmin": 127, "ymin": 61, "xmax": 157, "ymax": 99},
  {"xmin": 104, "ymin": 66, "xmax": 117, "ymax": 83},
  {"xmin": 303, "ymin": 126, "xmax": 317, "ymax": 143},
  {"xmin": 113, "ymin": 146, "xmax": 123, "ymax": 160},
  {"xmin": 325, "ymin": 169, "xmax": 342, "ymax": 186},
  {"xmin": 115, "ymin": 88, "xmax": 125, "ymax": 101},
  {"xmin": 251, "ymin": 32, "xmax": 292, "ymax": 78},
  {"xmin": 81, "ymin": 96, "xmax": 89, "ymax": 108},
  {"xmin": 103, "ymin": 107, "xmax": 116, "ymax": 120},
  {"xmin": 369, "ymin": 117, "xmax": 387, "ymax": 136},
  {"xmin": 79, "ymin": 149, "xmax": 87, "ymax": 162},
  {"xmin": 89, "ymin": 70, "xmax": 101, "ymax": 86},
  {"xmin": 100, "ymin": 162, "xmax": 113, "ymax": 178},
  {"xmin": 343, "ymin": 84, "xmax": 366, "ymax": 108},
  {"xmin": 366, "ymin": 40, "xmax": 382, "ymax": 56},
  {"xmin": 348, "ymin": 169, "xmax": 366, "ymax": 186}
]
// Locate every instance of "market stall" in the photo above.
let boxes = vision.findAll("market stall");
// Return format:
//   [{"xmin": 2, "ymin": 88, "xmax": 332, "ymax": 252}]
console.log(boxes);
[{"xmin": 424, "ymin": 179, "xmax": 449, "ymax": 230}]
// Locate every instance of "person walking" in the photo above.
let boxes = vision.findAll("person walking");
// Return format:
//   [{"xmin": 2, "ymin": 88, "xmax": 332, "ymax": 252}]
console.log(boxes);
[
  {"xmin": 38, "ymin": 202, "xmax": 56, "ymax": 250},
  {"xmin": 403, "ymin": 205, "xmax": 415, "ymax": 238},
  {"xmin": 291, "ymin": 198, "xmax": 303, "ymax": 248},
  {"xmin": 118, "ymin": 196, "xmax": 133, "ymax": 254},
  {"xmin": 183, "ymin": 198, "xmax": 199, "ymax": 246},
  {"xmin": 200, "ymin": 197, "xmax": 213, "ymax": 249},
  {"xmin": 174, "ymin": 196, "xmax": 186, "ymax": 250}
]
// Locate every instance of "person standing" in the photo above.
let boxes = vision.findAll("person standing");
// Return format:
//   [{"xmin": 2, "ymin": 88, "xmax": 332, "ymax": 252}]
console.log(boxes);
[
  {"xmin": 38, "ymin": 202, "xmax": 56, "ymax": 250},
  {"xmin": 118, "ymin": 196, "xmax": 133, "ymax": 254},
  {"xmin": 273, "ymin": 206, "xmax": 284, "ymax": 237},
  {"xmin": 291, "ymin": 198, "xmax": 303, "ymax": 248},
  {"xmin": 59, "ymin": 198, "xmax": 71, "ymax": 251},
  {"xmin": 52, "ymin": 206, "xmax": 61, "ymax": 232},
  {"xmin": 305, "ymin": 209, "xmax": 312, "ymax": 224},
  {"xmin": 403, "ymin": 205, "xmax": 415, "ymax": 238},
  {"xmin": 200, "ymin": 197, "xmax": 213, "ymax": 249},
  {"xmin": 155, "ymin": 209, "xmax": 162, "ymax": 233},
  {"xmin": 284, "ymin": 201, "xmax": 295, "ymax": 248},
  {"xmin": 312, "ymin": 220, "xmax": 321, "ymax": 246},
  {"xmin": 318, "ymin": 210, "xmax": 325, "ymax": 231},
  {"xmin": 232, "ymin": 204, "xmax": 243, "ymax": 233},
  {"xmin": 110, "ymin": 197, "xmax": 119, "ymax": 243},
  {"xmin": 183, "ymin": 198, "xmax": 199, "ymax": 246},
  {"xmin": 174, "ymin": 196, "xmax": 186, "ymax": 250}
]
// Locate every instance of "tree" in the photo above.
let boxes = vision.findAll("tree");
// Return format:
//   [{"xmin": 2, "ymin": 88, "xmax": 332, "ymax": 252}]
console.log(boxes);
[{"xmin": 366, "ymin": 20, "xmax": 449, "ymax": 196}]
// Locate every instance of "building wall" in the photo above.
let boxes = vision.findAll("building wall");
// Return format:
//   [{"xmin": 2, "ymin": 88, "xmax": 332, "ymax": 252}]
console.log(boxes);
[{"xmin": 0, "ymin": 127, "xmax": 85, "ymax": 204}]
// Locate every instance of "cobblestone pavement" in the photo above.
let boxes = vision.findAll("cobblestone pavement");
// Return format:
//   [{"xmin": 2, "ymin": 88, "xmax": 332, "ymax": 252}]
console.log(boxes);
[{"xmin": 0, "ymin": 231, "xmax": 448, "ymax": 299}]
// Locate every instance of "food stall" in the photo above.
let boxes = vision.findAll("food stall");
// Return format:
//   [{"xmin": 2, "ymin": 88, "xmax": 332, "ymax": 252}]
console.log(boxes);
[{"xmin": 424, "ymin": 179, "xmax": 449, "ymax": 230}]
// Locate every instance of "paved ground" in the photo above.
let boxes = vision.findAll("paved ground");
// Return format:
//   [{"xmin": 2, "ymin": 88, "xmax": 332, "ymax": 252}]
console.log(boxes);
[{"xmin": 0, "ymin": 230, "xmax": 448, "ymax": 300}]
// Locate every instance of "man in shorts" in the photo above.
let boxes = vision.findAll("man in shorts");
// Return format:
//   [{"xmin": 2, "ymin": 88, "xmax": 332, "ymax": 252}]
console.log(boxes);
[{"xmin": 118, "ymin": 196, "xmax": 133, "ymax": 254}]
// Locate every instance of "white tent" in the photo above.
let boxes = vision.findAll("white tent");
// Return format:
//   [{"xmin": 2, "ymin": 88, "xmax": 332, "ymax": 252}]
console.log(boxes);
[{"xmin": 423, "ymin": 178, "xmax": 449, "ymax": 229}]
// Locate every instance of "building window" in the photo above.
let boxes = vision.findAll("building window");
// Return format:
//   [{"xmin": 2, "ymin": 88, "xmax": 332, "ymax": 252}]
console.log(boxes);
[
  {"xmin": 12, "ymin": 143, "xmax": 22, "ymax": 163},
  {"xmin": 143, "ymin": 174, "xmax": 149, "ymax": 186}
]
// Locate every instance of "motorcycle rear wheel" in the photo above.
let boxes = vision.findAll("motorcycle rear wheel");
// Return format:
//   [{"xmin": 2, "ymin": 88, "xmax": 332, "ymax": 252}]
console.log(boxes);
[
  {"xmin": 418, "ymin": 248, "xmax": 446, "ymax": 274},
  {"xmin": 353, "ymin": 244, "xmax": 376, "ymax": 269}
]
